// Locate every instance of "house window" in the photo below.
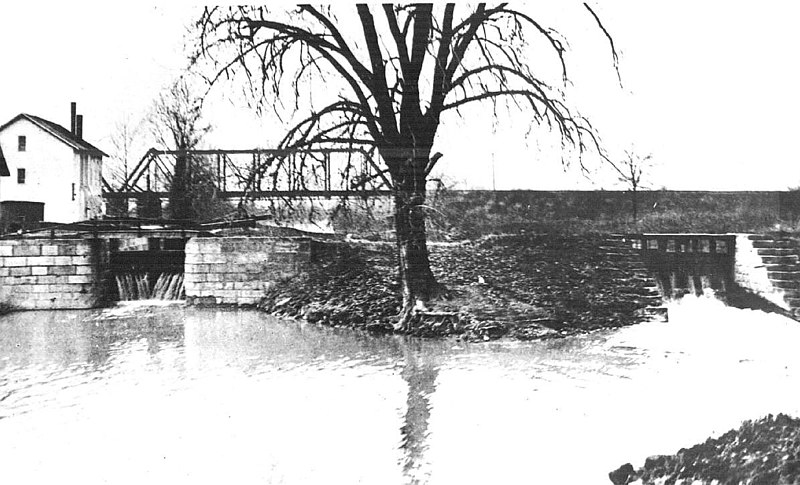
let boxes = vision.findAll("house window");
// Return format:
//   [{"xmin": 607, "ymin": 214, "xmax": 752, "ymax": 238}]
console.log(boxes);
[
  {"xmin": 17, "ymin": 168, "xmax": 26, "ymax": 184},
  {"xmin": 72, "ymin": 183, "xmax": 76, "ymax": 201},
  {"xmin": 18, "ymin": 136, "xmax": 26, "ymax": 152}
]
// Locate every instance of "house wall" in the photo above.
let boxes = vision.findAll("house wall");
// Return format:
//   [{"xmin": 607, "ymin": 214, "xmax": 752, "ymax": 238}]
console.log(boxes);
[
  {"xmin": 0, "ymin": 118, "xmax": 102, "ymax": 223},
  {"xmin": 76, "ymin": 153, "xmax": 104, "ymax": 220}
]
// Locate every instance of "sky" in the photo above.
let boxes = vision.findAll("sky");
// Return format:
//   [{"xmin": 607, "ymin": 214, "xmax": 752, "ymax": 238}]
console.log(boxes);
[{"xmin": 1, "ymin": 1, "xmax": 799, "ymax": 190}]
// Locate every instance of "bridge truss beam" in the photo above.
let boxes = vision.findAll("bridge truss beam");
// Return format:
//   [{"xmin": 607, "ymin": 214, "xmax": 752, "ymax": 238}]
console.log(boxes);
[{"xmin": 105, "ymin": 147, "xmax": 391, "ymax": 201}]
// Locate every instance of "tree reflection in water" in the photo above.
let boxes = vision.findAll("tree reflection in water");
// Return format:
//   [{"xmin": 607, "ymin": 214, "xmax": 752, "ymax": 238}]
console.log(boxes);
[{"xmin": 399, "ymin": 339, "xmax": 439, "ymax": 483}]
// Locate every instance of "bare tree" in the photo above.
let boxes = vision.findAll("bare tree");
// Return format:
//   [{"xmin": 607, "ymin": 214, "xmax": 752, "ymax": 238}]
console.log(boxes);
[
  {"xmin": 193, "ymin": 3, "xmax": 617, "ymax": 329},
  {"xmin": 609, "ymin": 149, "xmax": 653, "ymax": 221},
  {"xmin": 150, "ymin": 78, "xmax": 212, "ymax": 220},
  {"xmin": 106, "ymin": 114, "xmax": 146, "ymax": 188}
]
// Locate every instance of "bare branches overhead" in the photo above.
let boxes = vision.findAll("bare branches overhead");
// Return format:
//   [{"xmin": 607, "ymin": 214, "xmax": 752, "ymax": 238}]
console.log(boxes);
[
  {"xmin": 151, "ymin": 78, "xmax": 210, "ymax": 153},
  {"xmin": 193, "ymin": 3, "xmax": 618, "ymax": 165}
]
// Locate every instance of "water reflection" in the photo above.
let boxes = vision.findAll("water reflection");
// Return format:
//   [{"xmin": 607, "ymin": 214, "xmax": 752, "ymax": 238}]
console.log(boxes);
[
  {"xmin": 2, "ymin": 299, "xmax": 800, "ymax": 484},
  {"xmin": 400, "ymin": 341, "xmax": 438, "ymax": 483}
]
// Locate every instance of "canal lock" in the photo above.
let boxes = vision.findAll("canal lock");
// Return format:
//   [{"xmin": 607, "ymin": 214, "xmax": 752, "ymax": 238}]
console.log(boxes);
[
  {"xmin": 108, "ymin": 237, "xmax": 188, "ymax": 301},
  {"xmin": 637, "ymin": 235, "xmax": 736, "ymax": 302},
  {"xmin": 629, "ymin": 234, "xmax": 800, "ymax": 319}
]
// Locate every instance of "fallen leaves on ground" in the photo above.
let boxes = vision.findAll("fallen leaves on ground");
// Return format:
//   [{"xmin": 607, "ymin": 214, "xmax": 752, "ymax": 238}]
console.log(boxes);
[{"xmin": 258, "ymin": 234, "xmax": 656, "ymax": 340}]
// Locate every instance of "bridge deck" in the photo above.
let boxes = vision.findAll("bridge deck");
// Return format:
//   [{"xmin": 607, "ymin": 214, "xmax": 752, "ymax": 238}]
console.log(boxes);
[{"xmin": 0, "ymin": 217, "xmax": 254, "ymax": 240}]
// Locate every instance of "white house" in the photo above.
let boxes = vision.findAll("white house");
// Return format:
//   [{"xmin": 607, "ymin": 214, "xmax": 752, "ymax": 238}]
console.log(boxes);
[{"xmin": 0, "ymin": 103, "xmax": 107, "ymax": 226}]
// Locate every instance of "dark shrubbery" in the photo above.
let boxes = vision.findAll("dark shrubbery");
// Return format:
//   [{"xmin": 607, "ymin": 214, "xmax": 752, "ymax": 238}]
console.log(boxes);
[{"xmin": 0, "ymin": 301, "xmax": 13, "ymax": 315}]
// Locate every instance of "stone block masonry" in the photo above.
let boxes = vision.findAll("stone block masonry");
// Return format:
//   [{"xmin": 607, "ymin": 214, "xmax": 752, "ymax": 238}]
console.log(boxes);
[
  {"xmin": 735, "ymin": 234, "xmax": 800, "ymax": 317},
  {"xmin": 0, "ymin": 239, "xmax": 110, "ymax": 310},
  {"xmin": 603, "ymin": 235, "xmax": 668, "ymax": 322},
  {"xmin": 184, "ymin": 237, "xmax": 312, "ymax": 306}
]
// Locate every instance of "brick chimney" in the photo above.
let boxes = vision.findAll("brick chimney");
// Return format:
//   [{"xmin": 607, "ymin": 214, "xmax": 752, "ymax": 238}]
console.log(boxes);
[
  {"xmin": 70, "ymin": 102, "xmax": 77, "ymax": 135},
  {"xmin": 76, "ymin": 114, "xmax": 83, "ymax": 140}
]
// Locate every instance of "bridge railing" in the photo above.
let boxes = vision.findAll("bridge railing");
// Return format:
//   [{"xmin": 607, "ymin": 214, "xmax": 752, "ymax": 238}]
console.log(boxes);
[{"xmin": 630, "ymin": 234, "xmax": 735, "ymax": 255}]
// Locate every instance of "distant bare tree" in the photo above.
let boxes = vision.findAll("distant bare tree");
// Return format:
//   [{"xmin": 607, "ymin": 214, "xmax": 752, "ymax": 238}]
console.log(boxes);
[
  {"xmin": 106, "ymin": 114, "xmax": 146, "ymax": 188},
  {"xmin": 193, "ymin": 3, "xmax": 618, "ymax": 329},
  {"xmin": 609, "ymin": 149, "xmax": 653, "ymax": 221},
  {"xmin": 150, "ymin": 78, "xmax": 213, "ymax": 220}
]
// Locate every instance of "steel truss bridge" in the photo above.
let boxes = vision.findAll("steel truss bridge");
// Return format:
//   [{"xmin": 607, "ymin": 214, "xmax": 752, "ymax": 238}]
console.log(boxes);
[{"xmin": 103, "ymin": 148, "xmax": 392, "ymax": 200}]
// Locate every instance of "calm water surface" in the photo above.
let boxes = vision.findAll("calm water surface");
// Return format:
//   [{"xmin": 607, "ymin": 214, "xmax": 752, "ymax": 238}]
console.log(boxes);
[{"xmin": 2, "ymin": 297, "xmax": 800, "ymax": 484}]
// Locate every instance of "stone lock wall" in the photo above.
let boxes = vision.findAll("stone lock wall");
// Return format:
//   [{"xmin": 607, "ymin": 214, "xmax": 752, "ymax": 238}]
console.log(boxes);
[
  {"xmin": 184, "ymin": 237, "xmax": 311, "ymax": 306},
  {"xmin": 0, "ymin": 239, "xmax": 109, "ymax": 310},
  {"xmin": 734, "ymin": 235, "xmax": 789, "ymax": 310},
  {"xmin": 735, "ymin": 234, "xmax": 800, "ymax": 316}
]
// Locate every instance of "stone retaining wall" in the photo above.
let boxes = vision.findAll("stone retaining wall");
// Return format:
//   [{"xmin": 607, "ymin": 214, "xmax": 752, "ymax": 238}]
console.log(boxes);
[
  {"xmin": 184, "ymin": 237, "xmax": 312, "ymax": 306},
  {"xmin": 0, "ymin": 239, "xmax": 109, "ymax": 309},
  {"xmin": 603, "ymin": 235, "xmax": 668, "ymax": 322},
  {"xmin": 734, "ymin": 235, "xmax": 788, "ymax": 310},
  {"xmin": 735, "ymin": 234, "xmax": 800, "ymax": 316}
]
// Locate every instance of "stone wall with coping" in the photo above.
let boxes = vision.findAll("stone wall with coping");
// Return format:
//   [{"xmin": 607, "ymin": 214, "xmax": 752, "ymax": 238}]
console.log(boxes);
[
  {"xmin": 0, "ymin": 238, "xmax": 109, "ymax": 310},
  {"xmin": 184, "ymin": 236, "xmax": 311, "ymax": 306},
  {"xmin": 734, "ymin": 234, "xmax": 794, "ymax": 311}
]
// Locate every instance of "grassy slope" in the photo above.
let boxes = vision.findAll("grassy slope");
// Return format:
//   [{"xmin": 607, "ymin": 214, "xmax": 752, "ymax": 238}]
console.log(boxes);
[{"xmin": 330, "ymin": 190, "xmax": 791, "ymax": 240}]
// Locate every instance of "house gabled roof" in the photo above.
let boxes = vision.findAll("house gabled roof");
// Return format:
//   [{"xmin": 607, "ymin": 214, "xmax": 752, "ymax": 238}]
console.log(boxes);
[
  {"xmin": 0, "ymin": 143, "xmax": 10, "ymax": 176},
  {"xmin": 0, "ymin": 113, "xmax": 108, "ymax": 158}
]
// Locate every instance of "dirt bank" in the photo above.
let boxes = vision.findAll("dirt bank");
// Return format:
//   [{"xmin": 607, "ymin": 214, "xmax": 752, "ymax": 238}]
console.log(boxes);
[
  {"xmin": 609, "ymin": 414, "xmax": 800, "ymax": 485},
  {"xmin": 258, "ymin": 234, "xmax": 661, "ymax": 340}
]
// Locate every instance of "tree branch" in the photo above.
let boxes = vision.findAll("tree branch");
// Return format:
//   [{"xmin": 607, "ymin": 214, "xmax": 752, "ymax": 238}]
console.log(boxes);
[
  {"xmin": 583, "ymin": 2, "xmax": 622, "ymax": 87},
  {"xmin": 382, "ymin": 5, "xmax": 411, "ymax": 73},
  {"xmin": 356, "ymin": 4, "xmax": 400, "ymax": 142}
]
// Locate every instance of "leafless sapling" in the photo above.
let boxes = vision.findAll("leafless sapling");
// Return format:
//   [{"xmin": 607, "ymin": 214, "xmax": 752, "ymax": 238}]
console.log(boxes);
[{"xmin": 609, "ymin": 149, "xmax": 653, "ymax": 221}]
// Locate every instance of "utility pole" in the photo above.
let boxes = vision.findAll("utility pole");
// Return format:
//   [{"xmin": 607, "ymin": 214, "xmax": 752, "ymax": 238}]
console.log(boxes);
[{"xmin": 491, "ymin": 152, "xmax": 496, "ymax": 192}]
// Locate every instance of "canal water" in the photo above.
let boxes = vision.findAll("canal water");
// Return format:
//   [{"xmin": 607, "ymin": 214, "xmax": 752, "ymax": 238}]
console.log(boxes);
[{"xmin": 2, "ymin": 297, "xmax": 800, "ymax": 484}]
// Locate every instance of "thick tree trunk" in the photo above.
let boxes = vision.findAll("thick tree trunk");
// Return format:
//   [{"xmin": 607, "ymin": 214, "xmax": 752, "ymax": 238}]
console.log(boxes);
[
  {"xmin": 169, "ymin": 154, "xmax": 193, "ymax": 220},
  {"xmin": 391, "ymin": 159, "xmax": 440, "ymax": 331},
  {"xmin": 138, "ymin": 192, "xmax": 163, "ymax": 219}
]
